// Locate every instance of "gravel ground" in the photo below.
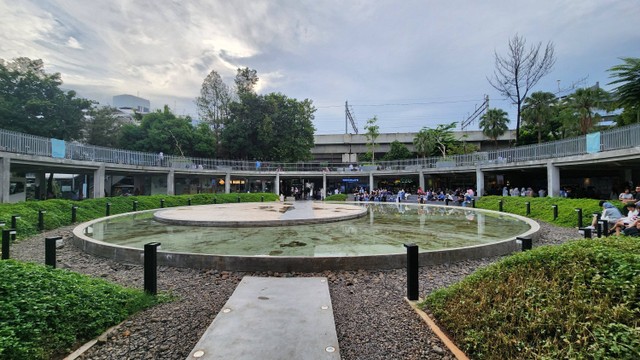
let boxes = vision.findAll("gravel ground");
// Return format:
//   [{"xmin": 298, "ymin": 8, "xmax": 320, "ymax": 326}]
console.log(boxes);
[{"xmin": 11, "ymin": 221, "xmax": 580, "ymax": 360}]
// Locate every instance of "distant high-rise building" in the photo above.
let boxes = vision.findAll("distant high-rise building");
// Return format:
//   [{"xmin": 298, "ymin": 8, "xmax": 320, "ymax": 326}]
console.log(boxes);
[{"xmin": 113, "ymin": 94, "xmax": 150, "ymax": 114}]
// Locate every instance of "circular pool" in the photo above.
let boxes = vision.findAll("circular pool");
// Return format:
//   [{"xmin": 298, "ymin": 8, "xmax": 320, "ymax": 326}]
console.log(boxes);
[{"xmin": 72, "ymin": 201, "xmax": 539, "ymax": 272}]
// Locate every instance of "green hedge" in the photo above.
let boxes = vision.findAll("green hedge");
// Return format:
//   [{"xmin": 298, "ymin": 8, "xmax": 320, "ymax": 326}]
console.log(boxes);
[
  {"xmin": 0, "ymin": 260, "xmax": 161, "ymax": 359},
  {"xmin": 476, "ymin": 196, "xmax": 626, "ymax": 228},
  {"xmin": 324, "ymin": 194, "xmax": 347, "ymax": 201},
  {"xmin": 0, "ymin": 193, "xmax": 278, "ymax": 241},
  {"xmin": 421, "ymin": 237, "xmax": 640, "ymax": 359}
]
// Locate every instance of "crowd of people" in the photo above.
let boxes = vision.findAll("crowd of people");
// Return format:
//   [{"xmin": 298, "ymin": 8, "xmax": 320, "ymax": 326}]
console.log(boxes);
[{"xmin": 349, "ymin": 186, "xmax": 476, "ymax": 207}]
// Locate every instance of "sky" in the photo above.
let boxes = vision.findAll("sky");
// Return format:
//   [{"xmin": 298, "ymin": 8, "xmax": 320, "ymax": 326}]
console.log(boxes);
[{"xmin": 1, "ymin": 1, "xmax": 638, "ymax": 134}]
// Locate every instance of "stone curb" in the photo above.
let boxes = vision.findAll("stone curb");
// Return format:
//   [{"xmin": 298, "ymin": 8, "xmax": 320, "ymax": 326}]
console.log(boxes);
[
  {"xmin": 63, "ymin": 320, "xmax": 126, "ymax": 360},
  {"xmin": 405, "ymin": 298, "xmax": 470, "ymax": 360}
]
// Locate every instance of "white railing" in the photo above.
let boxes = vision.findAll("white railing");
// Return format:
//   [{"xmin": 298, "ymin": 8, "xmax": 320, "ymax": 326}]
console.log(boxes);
[{"xmin": 1, "ymin": 123, "xmax": 639, "ymax": 172}]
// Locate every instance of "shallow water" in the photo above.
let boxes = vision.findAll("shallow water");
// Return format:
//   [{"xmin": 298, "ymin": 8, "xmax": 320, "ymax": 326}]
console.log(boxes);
[{"xmin": 85, "ymin": 203, "xmax": 531, "ymax": 257}]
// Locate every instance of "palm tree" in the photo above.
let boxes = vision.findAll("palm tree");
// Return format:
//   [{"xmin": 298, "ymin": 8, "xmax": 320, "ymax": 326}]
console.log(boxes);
[
  {"xmin": 413, "ymin": 128, "xmax": 432, "ymax": 158},
  {"xmin": 608, "ymin": 57, "xmax": 640, "ymax": 109},
  {"xmin": 522, "ymin": 91, "xmax": 557, "ymax": 143},
  {"xmin": 568, "ymin": 87, "xmax": 611, "ymax": 134},
  {"xmin": 480, "ymin": 108, "xmax": 510, "ymax": 149}
]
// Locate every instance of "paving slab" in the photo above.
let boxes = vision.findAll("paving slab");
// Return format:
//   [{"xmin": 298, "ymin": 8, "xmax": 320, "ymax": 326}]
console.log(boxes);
[{"xmin": 186, "ymin": 276, "xmax": 341, "ymax": 360}]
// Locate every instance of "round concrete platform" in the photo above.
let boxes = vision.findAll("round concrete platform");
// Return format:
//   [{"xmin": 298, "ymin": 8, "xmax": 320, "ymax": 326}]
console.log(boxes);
[{"xmin": 153, "ymin": 201, "xmax": 368, "ymax": 227}]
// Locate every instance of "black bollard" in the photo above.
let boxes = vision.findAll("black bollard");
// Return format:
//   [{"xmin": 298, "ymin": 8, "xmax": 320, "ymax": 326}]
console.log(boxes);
[
  {"xmin": 2, "ymin": 229, "xmax": 16, "ymax": 260},
  {"xmin": 403, "ymin": 243, "xmax": 419, "ymax": 301},
  {"xmin": 599, "ymin": 220, "xmax": 610, "ymax": 237},
  {"xmin": 445, "ymin": 198, "xmax": 450, "ymax": 206},
  {"xmin": 38, "ymin": 210, "xmax": 46, "ymax": 231},
  {"xmin": 499, "ymin": 199, "xmax": 503, "ymax": 212},
  {"xmin": 133, "ymin": 201, "xmax": 138, "ymax": 211},
  {"xmin": 214, "ymin": 197, "xmax": 217, "ymax": 204},
  {"xmin": 71, "ymin": 206, "xmax": 78, "ymax": 223},
  {"xmin": 575, "ymin": 208, "xmax": 583, "ymax": 228},
  {"xmin": 596, "ymin": 219, "xmax": 604, "ymax": 238},
  {"xmin": 261, "ymin": 196, "xmax": 264, "ymax": 202},
  {"xmin": 580, "ymin": 227, "xmax": 592, "ymax": 239},
  {"xmin": 106, "ymin": 203, "xmax": 111, "ymax": 216},
  {"xmin": 144, "ymin": 242, "xmax": 161, "ymax": 295},
  {"xmin": 471, "ymin": 198, "xmax": 476, "ymax": 208},
  {"xmin": 517, "ymin": 236, "xmax": 532, "ymax": 251},
  {"xmin": 237, "ymin": 196, "xmax": 241, "ymax": 203},
  {"xmin": 160, "ymin": 199, "xmax": 165, "ymax": 208},
  {"xmin": 11, "ymin": 215, "xmax": 20, "ymax": 241},
  {"xmin": 552, "ymin": 205, "xmax": 558, "ymax": 220},
  {"xmin": 188, "ymin": 198, "xmax": 192, "ymax": 206},
  {"xmin": 525, "ymin": 202, "xmax": 531, "ymax": 216},
  {"xmin": 45, "ymin": 236, "xmax": 62, "ymax": 268}
]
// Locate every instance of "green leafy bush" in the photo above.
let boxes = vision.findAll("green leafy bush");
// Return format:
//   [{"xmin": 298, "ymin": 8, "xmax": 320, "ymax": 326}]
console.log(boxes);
[
  {"xmin": 421, "ymin": 238, "xmax": 640, "ymax": 359},
  {"xmin": 0, "ymin": 260, "xmax": 160, "ymax": 359},
  {"xmin": 324, "ymin": 194, "xmax": 347, "ymax": 201},
  {"xmin": 476, "ymin": 196, "xmax": 626, "ymax": 228},
  {"xmin": 0, "ymin": 193, "xmax": 278, "ymax": 241}
]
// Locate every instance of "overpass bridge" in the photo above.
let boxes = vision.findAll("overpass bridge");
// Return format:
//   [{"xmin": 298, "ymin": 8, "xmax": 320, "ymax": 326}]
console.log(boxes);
[{"xmin": 1, "ymin": 125, "xmax": 639, "ymax": 203}]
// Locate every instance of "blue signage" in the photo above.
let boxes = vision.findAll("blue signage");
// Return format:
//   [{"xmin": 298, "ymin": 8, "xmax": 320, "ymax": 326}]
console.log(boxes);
[{"xmin": 342, "ymin": 178, "xmax": 360, "ymax": 183}]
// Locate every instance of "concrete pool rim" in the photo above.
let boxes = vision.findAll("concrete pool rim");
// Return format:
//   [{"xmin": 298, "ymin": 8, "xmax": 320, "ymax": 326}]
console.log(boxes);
[{"xmin": 71, "ymin": 202, "xmax": 541, "ymax": 272}]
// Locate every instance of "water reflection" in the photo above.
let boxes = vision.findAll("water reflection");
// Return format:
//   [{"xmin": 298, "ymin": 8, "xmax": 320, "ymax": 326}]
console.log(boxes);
[{"xmin": 84, "ymin": 203, "xmax": 530, "ymax": 257}]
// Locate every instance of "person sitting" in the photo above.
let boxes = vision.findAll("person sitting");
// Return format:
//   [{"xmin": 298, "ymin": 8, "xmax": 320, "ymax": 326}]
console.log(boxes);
[
  {"xmin": 621, "ymin": 219, "xmax": 640, "ymax": 237},
  {"xmin": 586, "ymin": 201, "xmax": 623, "ymax": 233},
  {"xmin": 611, "ymin": 203, "xmax": 639, "ymax": 235},
  {"xmin": 619, "ymin": 188, "xmax": 635, "ymax": 204}
]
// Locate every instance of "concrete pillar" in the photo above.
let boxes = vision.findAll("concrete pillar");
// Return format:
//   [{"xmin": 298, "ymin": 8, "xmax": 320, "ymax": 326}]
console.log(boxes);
[
  {"xmin": 167, "ymin": 170, "xmax": 175, "ymax": 196},
  {"xmin": 36, "ymin": 172, "xmax": 46, "ymax": 199},
  {"xmin": 624, "ymin": 168, "xmax": 632, "ymax": 187},
  {"xmin": 475, "ymin": 167, "xmax": 485, "ymax": 198},
  {"xmin": 225, "ymin": 173, "xmax": 231, "ymax": 194},
  {"xmin": 369, "ymin": 172, "xmax": 374, "ymax": 192},
  {"xmin": 547, "ymin": 162, "xmax": 560, "ymax": 197},
  {"xmin": 0, "ymin": 157, "xmax": 10, "ymax": 203},
  {"xmin": 275, "ymin": 173, "xmax": 280, "ymax": 195},
  {"xmin": 322, "ymin": 173, "xmax": 327, "ymax": 199},
  {"xmin": 419, "ymin": 171, "xmax": 425, "ymax": 191},
  {"xmin": 93, "ymin": 165, "xmax": 105, "ymax": 199}
]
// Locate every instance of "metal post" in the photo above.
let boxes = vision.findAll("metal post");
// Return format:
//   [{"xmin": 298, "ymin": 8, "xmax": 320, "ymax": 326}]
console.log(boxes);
[
  {"xmin": 133, "ymin": 201, "xmax": 138, "ymax": 211},
  {"xmin": 71, "ymin": 206, "xmax": 78, "ymax": 223},
  {"xmin": 214, "ymin": 197, "xmax": 217, "ymax": 204},
  {"xmin": 580, "ymin": 227, "xmax": 592, "ymax": 239},
  {"xmin": 499, "ymin": 199, "xmax": 503, "ymax": 212},
  {"xmin": 403, "ymin": 243, "xmax": 419, "ymax": 301},
  {"xmin": 596, "ymin": 220, "xmax": 603, "ymax": 238},
  {"xmin": 11, "ymin": 215, "xmax": 20, "ymax": 241},
  {"xmin": 445, "ymin": 198, "xmax": 450, "ymax": 206},
  {"xmin": 106, "ymin": 203, "xmax": 111, "ymax": 216},
  {"xmin": 144, "ymin": 242, "xmax": 161, "ymax": 295},
  {"xmin": 261, "ymin": 196, "xmax": 264, "ymax": 202},
  {"xmin": 525, "ymin": 202, "xmax": 530, "ymax": 216},
  {"xmin": 552, "ymin": 205, "xmax": 558, "ymax": 220},
  {"xmin": 471, "ymin": 198, "xmax": 475, "ymax": 208},
  {"xmin": 575, "ymin": 208, "xmax": 583, "ymax": 228},
  {"xmin": 599, "ymin": 219, "xmax": 610, "ymax": 237},
  {"xmin": 38, "ymin": 210, "xmax": 46, "ymax": 231},
  {"xmin": 160, "ymin": 199, "xmax": 165, "ymax": 208},
  {"xmin": 2, "ymin": 229, "xmax": 16, "ymax": 260},
  {"xmin": 237, "ymin": 196, "xmax": 241, "ymax": 203},
  {"xmin": 188, "ymin": 198, "xmax": 192, "ymax": 206},
  {"xmin": 517, "ymin": 236, "xmax": 532, "ymax": 251},
  {"xmin": 45, "ymin": 236, "xmax": 62, "ymax": 268}
]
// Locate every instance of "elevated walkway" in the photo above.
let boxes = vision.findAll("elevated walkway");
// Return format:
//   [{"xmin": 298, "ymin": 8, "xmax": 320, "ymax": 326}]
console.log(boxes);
[{"xmin": 186, "ymin": 276, "xmax": 340, "ymax": 359}]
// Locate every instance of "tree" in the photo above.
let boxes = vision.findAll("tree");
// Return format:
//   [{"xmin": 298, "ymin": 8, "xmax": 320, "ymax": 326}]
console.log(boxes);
[
  {"xmin": 521, "ymin": 92, "xmax": 557, "ymax": 143},
  {"xmin": 567, "ymin": 87, "xmax": 611, "ymax": 135},
  {"xmin": 488, "ymin": 34, "xmax": 555, "ymax": 144},
  {"xmin": 235, "ymin": 67, "xmax": 259, "ymax": 97},
  {"xmin": 417, "ymin": 122, "xmax": 458, "ymax": 158},
  {"xmin": 84, "ymin": 106, "xmax": 125, "ymax": 147},
  {"xmin": 0, "ymin": 57, "xmax": 92, "ymax": 140},
  {"xmin": 364, "ymin": 116, "xmax": 380, "ymax": 163},
  {"xmin": 608, "ymin": 57, "xmax": 640, "ymax": 124},
  {"xmin": 221, "ymin": 93, "xmax": 316, "ymax": 162},
  {"xmin": 479, "ymin": 108, "xmax": 510, "ymax": 149},
  {"xmin": 413, "ymin": 128, "xmax": 433, "ymax": 158},
  {"xmin": 382, "ymin": 140, "xmax": 412, "ymax": 161},
  {"xmin": 195, "ymin": 70, "xmax": 232, "ymax": 153}
]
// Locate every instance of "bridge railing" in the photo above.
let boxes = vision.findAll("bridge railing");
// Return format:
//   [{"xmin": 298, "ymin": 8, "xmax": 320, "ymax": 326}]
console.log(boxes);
[{"xmin": 1, "ymin": 122, "xmax": 639, "ymax": 172}]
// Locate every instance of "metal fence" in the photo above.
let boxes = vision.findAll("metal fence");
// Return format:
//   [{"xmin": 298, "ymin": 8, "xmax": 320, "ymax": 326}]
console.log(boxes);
[{"xmin": 1, "ymin": 123, "xmax": 639, "ymax": 172}]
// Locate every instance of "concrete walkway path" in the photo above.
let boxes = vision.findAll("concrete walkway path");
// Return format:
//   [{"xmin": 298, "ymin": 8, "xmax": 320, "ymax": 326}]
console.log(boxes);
[{"xmin": 186, "ymin": 276, "xmax": 341, "ymax": 359}]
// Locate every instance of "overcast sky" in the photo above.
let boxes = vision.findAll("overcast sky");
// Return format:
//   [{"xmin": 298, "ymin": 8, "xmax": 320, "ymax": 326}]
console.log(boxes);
[{"xmin": 1, "ymin": 1, "xmax": 638, "ymax": 134}]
